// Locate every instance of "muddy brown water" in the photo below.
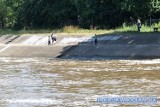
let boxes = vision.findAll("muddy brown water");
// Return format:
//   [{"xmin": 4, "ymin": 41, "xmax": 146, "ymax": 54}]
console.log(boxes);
[{"xmin": 0, "ymin": 57, "xmax": 160, "ymax": 107}]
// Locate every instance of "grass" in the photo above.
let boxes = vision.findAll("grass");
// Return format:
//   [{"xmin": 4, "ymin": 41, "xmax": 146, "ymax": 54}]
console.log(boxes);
[
  {"xmin": 116, "ymin": 24, "xmax": 160, "ymax": 32},
  {"xmin": 0, "ymin": 27, "xmax": 114, "ymax": 36},
  {"xmin": 0, "ymin": 29, "xmax": 53, "ymax": 35},
  {"xmin": 0, "ymin": 24, "xmax": 159, "ymax": 36}
]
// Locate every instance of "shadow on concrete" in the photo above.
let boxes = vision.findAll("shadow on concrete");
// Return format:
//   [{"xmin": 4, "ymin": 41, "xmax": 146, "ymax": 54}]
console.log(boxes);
[
  {"xmin": 5, "ymin": 36, "xmax": 20, "ymax": 44},
  {"xmin": 57, "ymin": 31, "xmax": 160, "ymax": 60}
]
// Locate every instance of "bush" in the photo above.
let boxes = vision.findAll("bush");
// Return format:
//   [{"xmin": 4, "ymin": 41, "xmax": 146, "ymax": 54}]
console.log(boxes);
[{"xmin": 158, "ymin": 22, "xmax": 160, "ymax": 29}]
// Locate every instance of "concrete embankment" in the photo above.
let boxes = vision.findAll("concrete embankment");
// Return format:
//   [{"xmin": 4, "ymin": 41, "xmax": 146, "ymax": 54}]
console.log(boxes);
[
  {"xmin": 0, "ymin": 33, "xmax": 160, "ymax": 59},
  {"xmin": 61, "ymin": 44, "xmax": 160, "ymax": 59},
  {"xmin": 0, "ymin": 34, "xmax": 72, "ymax": 58},
  {"xmin": 59, "ymin": 33, "xmax": 160, "ymax": 59},
  {"xmin": 0, "ymin": 45, "xmax": 69, "ymax": 57}
]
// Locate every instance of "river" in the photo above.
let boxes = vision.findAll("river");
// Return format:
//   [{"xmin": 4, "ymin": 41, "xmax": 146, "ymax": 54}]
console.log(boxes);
[{"xmin": 0, "ymin": 57, "xmax": 160, "ymax": 107}]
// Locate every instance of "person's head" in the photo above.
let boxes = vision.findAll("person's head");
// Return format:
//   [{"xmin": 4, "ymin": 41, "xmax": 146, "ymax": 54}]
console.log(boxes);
[{"xmin": 138, "ymin": 17, "xmax": 141, "ymax": 20}]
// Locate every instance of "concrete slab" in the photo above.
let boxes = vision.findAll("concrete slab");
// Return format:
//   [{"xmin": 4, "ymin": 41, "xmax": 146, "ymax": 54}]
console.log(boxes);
[
  {"xmin": 9, "ymin": 36, "xmax": 31, "ymax": 44},
  {"xmin": 0, "ymin": 45, "xmax": 5, "ymax": 50},
  {"xmin": 1, "ymin": 33, "xmax": 160, "ymax": 59},
  {"xmin": 0, "ymin": 45, "xmax": 72, "ymax": 57},
  {"xmin": 61, "ymin": 44, "xmax": 160, "ymax": 59}
]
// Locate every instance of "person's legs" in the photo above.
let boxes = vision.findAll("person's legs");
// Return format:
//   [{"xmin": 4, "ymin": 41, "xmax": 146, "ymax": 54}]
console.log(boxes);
[
  {"xmin": 48, "ymin": 40, "xmax": 50, "ymax": 45},
  {"xmin": 138, "ymin": 27, "xmax": 140, "ymax": 32}
]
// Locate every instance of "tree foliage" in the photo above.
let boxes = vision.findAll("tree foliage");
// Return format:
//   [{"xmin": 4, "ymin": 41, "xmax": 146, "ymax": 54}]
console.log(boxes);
[
  {"xmin": 0, "ymin": 0, "xmax": 7, "ymax": 28},
  {"xmin": 19, "ymin": 0, "xmax": 77, "ymax": 28},
  {"xmin": 1, "ymin": 0, "xmax": 160, "ymax": 29}
]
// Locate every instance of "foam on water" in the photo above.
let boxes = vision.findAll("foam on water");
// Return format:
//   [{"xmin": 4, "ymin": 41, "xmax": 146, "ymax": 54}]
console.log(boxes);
[
  {"xmin": 121, "ymin": 59, "xmax": 160, "ymax": 65},
  {"xmin": 100, "ymin": 80, "xmax": 122, "ymax": 85},
  {"xmin": 0, "ymin": 57, "xmax": 43, "ymax": 63},
  {"xmin": 0, "ymin": 57, "xmax": 160, "ymax": 106},
  {"xmin": 2, "ymin": 99, "xmax": 62, "ymax": 105}
]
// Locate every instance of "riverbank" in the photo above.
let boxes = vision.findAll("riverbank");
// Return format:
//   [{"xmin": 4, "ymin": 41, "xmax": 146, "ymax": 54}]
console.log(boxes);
[
  {"xmin": 59, "ymin": 33, "xmax": 160, "ymax": 59},
  {"xmin": 0, "ymin": 32, "xmax": 160, "ymax": 59},
  {"xmin": 0, "ymin": 34, "xmax": 72, "ymax": 58}
]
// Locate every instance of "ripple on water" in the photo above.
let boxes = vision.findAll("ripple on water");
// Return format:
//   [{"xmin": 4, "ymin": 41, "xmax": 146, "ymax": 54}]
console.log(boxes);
[
  {"xmin": 100, "ymin": 80, "xmax": 122, "ymax": 85},
  {"xmin": 0, "ymin": 57, "xmax": 160, "ymax": 106},
  {"xmin": 0, "ymin": 98, "xmax": 63, "ymax": 106},
  {"xmin": 121, "ymin": 59, "xmax": 160, "ymax": 65}
]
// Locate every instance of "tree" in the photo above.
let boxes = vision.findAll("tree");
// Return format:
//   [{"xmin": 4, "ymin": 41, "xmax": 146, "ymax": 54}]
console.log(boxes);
[
  {"xmin": 150, "ymin": 0, "xmax": 160, "ymax": 18},
  {"xmin": 75, "ymin": 0, "xmax": 123, "ymax": 29},
  {"xmin": 0, "ymin": 0, "xmax": 159, "ymax": 29},
  {"xmin": 1, "ymin": 0, "xmax": 24, "ymax": 28},
  {"xmin": 0, "ymin": 0, "xmax": 7, "ymax": 28},
  {"xmin": 19, "ymin": 0, "xmax": 78, "ymax": 28}
]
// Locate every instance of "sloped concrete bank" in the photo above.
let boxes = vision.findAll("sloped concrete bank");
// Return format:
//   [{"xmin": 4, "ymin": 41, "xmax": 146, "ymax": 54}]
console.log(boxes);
[
  {"xmin": 60, "ymin": 44, "xmax": 160, "ymax": 59},
  {"xmin": 0, "ymin": 33, "xmax": 160, "ymax": 59},
  {"xmin": 0, "ymin": 34, "xmax": 72, "ymax": 58},
  {"xmin": 59, "ymin": 33, "xmax": 160, "ymax": 59},
  {"xmin": 0, "ymin": 45, "xmax": 70, "ymax": 57}
]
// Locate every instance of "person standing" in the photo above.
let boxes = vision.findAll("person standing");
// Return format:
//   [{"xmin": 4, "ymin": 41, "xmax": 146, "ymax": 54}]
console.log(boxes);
[
  {"xmin": 51, "ymin": 32, "xmax": 57, "ymax": 45},
  {"xmin": 48, "ymin": 36, "xmax": 51, "ymax": 45},
  {"xmin": 137, "ymin": 18, "xmax": 141, "ymax": 32},
  {"xmin": 94, "ymin": 34, "xmax": 97, "ymax": 45}
]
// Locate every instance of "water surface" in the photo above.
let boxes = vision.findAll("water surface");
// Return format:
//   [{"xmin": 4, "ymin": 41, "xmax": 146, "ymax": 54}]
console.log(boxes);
[{"xmin": 0, "ymin": 57, "xmax": 160, "ymax": 106}]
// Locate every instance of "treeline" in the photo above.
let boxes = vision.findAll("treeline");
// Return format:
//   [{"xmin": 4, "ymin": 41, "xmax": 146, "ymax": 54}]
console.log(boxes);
[{"xmin": 0, "ymin": 0, "xmax": 160, "ymax": 29}]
